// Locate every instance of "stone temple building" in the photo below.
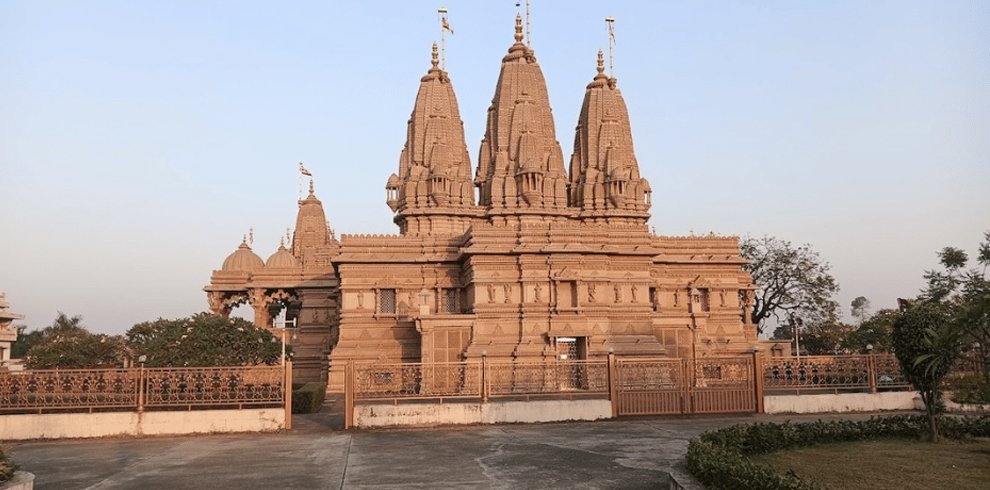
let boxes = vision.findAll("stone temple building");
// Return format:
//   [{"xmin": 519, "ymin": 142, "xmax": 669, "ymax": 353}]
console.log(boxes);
[{"xmin": 205, "ymin": 15, "xmax": 759, "ymax": 391}]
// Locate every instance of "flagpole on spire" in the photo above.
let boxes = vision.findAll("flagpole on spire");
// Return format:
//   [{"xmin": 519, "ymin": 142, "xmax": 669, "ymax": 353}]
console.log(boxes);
[
  {"xmin": 605, "ymin": 16, "xmax": 616, "ymax": 78},
  {"xmin": 439, "ymin": 7, "xmax": 452, "ymax": 70},
  {"xmin": 299, "ymin": 161, "xmax": 313, "ymax": 202},
  {"xmin": 525, "ymin": 0, "xmax": 531, "ymax": 47}
]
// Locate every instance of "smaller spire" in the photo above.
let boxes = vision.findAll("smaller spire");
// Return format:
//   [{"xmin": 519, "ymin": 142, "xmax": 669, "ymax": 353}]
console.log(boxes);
[
  {"xmin": 308, "ymin": 177, "xmax": 315, "ymax": 196},
  {"xmin": 431, "ymin": 42, "xmax": 439, "ymax": 70},
  {"xmin": 279, "ymin": 235, "xmax": 285, "ymax": 249},
  {"xmin": 596, "ymin": 49, "xmax": 605, "ymax": 76},
  {"xmin": 514, "ymin": 13, "xmax": 523, "ymax": 43}
]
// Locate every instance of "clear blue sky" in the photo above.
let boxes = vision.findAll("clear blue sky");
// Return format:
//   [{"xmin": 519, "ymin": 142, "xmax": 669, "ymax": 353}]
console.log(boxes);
[{"xmin": 2, "ymin": 1, "xmax": 987, "ymax": 334}]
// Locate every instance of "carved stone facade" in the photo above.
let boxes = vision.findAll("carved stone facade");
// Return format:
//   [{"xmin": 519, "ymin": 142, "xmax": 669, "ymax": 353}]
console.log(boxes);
[
  {"xmin": 206, "ymin": 15, "xmax": 758, "ymax": 389},
  {"xmin": 0, "ymin": 293, "xmax": 25, "ymax": 366}
]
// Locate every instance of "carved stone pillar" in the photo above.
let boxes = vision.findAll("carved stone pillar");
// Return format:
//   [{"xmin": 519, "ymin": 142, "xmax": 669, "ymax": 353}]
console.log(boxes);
[
  {"xmin": 207, "ymin": 291, "xmax": 231, "ymax": 317},
  {"xmin": 742, "ymin": 289, "xmax": 755, "ymax": 325},
  {"xmin": 249, "ymin": 288, "xmax": 272, "ymax": 328}
]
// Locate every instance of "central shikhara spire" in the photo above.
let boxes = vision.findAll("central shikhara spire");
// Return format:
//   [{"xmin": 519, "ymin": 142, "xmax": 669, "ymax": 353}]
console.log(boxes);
[{"xmin": 474, "ymin": 14, "xmax": 569, "ymax": 217}]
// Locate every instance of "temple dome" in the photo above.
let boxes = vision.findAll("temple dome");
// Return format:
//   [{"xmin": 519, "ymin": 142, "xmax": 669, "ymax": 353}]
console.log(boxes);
[
  {"xmin": 221, "ymin": 241, "xmax": 264, "ymax": 272},
  {"xmin": 266, "ymin": 244, "xmax": 300, "ymax": 269}
]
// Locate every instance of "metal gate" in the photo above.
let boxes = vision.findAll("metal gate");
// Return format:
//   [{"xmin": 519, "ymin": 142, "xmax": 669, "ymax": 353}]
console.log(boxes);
[{"xmin": 614, "ymin": 357, "xmax": 757, "ymax": 416}]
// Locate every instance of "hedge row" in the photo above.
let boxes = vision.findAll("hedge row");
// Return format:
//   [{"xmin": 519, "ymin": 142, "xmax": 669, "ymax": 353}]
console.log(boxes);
[
  {"xmin": 291, "ymin": 382, "xmax": 327, "ymax": 414},
  {"xmin": 686, "ymin": 414, "xmax": 990, "ymax": 490}
]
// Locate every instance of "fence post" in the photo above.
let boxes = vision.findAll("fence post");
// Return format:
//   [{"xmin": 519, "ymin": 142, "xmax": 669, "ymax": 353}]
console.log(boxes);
[
  {"xmin": 681, "ymin": 359, "xmax": 691, "ymax": 414},
  {"xmin": 607, "ymin": 352, "xmax": 618, "ymax": 417},
  {"xmin": 137, "ymin": 365, "xmax": 145, "ymax": 413},
  {"xmin": 344, "ymin": 362, "xmax": 354, "ymax": 429},
  {"xmin": 481, "ymin": 357, "xmax": 489, "ymax": 403},
  {"xmin": 867, "ymin": 354, "xmax": 878, "ymax": 394},
  {"xmin": 752, "ymin": 349, "xmax": 765, "ymax": 414},
  {"xmin": 284, "ymin": 361, "xmax": 293, "ymax": 430}
]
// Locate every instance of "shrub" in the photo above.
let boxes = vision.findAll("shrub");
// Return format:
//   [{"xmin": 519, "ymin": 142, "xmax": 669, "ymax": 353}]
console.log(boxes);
[
  {"xmin": 686, "ymin": 415, "xmax": 990, "ymax": 490},
  {"xmin": 0, "ymin": 448, "xmax": 15, "ymax": 483},
  {"xmin": 127, "ymin": 313, "xmax": 282, "ymax": 367},
  {"xmin": 292, "ymin": 382, "xmax": 327, "ymax": 414},
  {"xmin": 946, "ymin": 374, "xmax": 990, "ymax": 405}
]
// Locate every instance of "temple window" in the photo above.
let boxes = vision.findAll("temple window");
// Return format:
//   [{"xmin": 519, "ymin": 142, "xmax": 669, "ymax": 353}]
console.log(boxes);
[
  {"xmin": 441, "ymin": 288, "xmax": 458, "ymax": 313},
  {"xmin": 379, "ymin": 289, "xmax": 397, "ymax": 314},
  {"xmin": 700, "ymin": 289, "xmax": 711, "ymax": 312}
]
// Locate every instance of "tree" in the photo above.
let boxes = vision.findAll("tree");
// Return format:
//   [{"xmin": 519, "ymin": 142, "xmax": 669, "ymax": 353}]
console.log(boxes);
[
  {"xmin": 23, "ymin": 313, "xmax": 128, "ymax": 369},
  {"xmin": 740, "ymin": 235, "xmax": 840, "ymax": 334},
  {"xmin": 846, "ymin": 309, "xmax": 899, "ymax": 353},
  {"xmin": 920, "ymin": 233, "xmax": 990, "ymax": 384},
  {"xmin": 892, "ymin": 303, "xmax": 961, "ymax": 441},
  {"xmin": 10, "ymin": 324, "xmax": 39, "ymax": 358},
  {"xmin": 850, "ymin": 296, "xmax": 871, "ymax": 325},
  {"xmin": 921, "ymin": 247, "xmax": 969, "ymax": 301},
  {"xmin": 800, "ymin": 320, "xmax": 856, "ymax": 355},
  {"xmin": 126, "ymin": 313, "xmax": 282, "ymax": 367}
]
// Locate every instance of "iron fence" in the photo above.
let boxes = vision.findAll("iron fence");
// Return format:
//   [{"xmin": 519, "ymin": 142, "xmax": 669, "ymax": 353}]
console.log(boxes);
[
  {"xmin": 762, "ymin": 354, "xmax": 911, "ymax": 393},
  {"xmin": 0, "ymin": 365, "xmax": 287, "ymax": 414},
  {"xmin": 487, "ymin": 360, "xmax": 609, "ymax": 397}
]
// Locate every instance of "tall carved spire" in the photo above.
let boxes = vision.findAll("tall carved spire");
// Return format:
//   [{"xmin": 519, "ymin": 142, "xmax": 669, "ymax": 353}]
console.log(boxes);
[
  {"xmin": 568, "ymin": 50, "xmax": 651, "ymax": 224},
  {"xmin": 386, "ymin": 43, "xmax": 478, "ymax": 235},
  {"xmin": 292, "ymin": 179, "xmax": 338, "ymax": 267},
  {"xmin": 474, "ymin": 14, "xmax": 569, "ymax": 217}
]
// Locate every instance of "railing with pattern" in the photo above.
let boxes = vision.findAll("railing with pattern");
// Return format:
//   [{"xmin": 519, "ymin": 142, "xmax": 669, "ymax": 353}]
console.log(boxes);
[
  {"xmin": 351, "ymin": 360, "xmax": 608, "ymax": 402},
  {"xmin": 762, "ymin": 354, "xmax": 911, "ymax": 392},
  {"xmin": 0, "ymin": 369, "xmax": 139, "ymax": 412},
  {"xmin": 144, "ymin": 366, "xmax": 285, "ymax": 408},
  {"xmin": 487, "ymin": 360, "xmax": 608, "ymax": 397},
  {"xmin": 354, "ymin": 362, "xmax": 482, "ymax": 400},
  {"xmin": 0, "ymin": 365, "xmax": 287, "ymax": 413}
]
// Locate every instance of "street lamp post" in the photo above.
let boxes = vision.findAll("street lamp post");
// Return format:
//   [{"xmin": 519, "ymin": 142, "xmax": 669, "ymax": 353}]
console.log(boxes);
[
  {"xmin": 272, "ymin": 314, "xmax": 297, "ymax": 366},
  {"xmin": 790, "ymin": 315, "xmax": 804, "ymax": 363}
]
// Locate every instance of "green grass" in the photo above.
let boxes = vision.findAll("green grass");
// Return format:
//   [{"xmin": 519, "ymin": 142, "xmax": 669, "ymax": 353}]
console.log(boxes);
[{"xmin": 751, "ymin": 437, "xmax": 990, "ymax": 490}]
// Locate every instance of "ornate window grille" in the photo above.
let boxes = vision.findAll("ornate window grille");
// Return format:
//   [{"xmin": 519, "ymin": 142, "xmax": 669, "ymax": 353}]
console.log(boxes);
[
  {"xmin": 379, "ymin": 289, "xmax": 396, "ymax": 314},
  {"xmin": 441, "ymin": 288, "xmax": 458, "ymax": 313}
]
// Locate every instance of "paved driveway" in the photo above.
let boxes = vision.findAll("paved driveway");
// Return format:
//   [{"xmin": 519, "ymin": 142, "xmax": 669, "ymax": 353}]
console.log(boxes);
[{"xmin": 7, "ymin": 411, "xmax": 897, "ymax": 489}]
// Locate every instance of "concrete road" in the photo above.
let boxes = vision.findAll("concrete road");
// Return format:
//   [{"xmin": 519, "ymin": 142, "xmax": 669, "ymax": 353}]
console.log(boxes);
[{"xmin": 6, "ymin": 411, "xmax": 897, "ymax": 489}]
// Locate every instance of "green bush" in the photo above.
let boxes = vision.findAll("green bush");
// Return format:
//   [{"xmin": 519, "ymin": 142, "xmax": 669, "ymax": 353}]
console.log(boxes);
[
  {"xmin": 292, "ymin": 382, "xmax": 327, "ymax": 414},
  {"xmin": 686, "ymin": 415, "xmax": 990, "ymax": 490},
  {"xmin": 0, "ymin": 448, "xmax": 15, "ymax": 483},
  {"xmin": 947, "ymin": 374, "xmax": 990, "ymax": 405}
]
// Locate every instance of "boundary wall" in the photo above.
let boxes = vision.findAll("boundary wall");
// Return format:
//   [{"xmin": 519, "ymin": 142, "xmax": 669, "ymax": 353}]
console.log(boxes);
[{"xmin": 0, "ymin": 408, "xmax": 285, "ymax": 440}]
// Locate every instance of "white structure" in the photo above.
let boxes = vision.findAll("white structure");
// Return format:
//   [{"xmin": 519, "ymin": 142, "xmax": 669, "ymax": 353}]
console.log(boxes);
[{"xmin": 0, "ymin": 293, "xmax": 24, "ymax": 367}]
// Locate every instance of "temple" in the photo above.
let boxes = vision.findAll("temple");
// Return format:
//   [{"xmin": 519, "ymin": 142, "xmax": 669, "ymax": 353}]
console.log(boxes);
[{"xmin": 205, "ymin": 14, "xmax": 759, "ymax": 391}]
